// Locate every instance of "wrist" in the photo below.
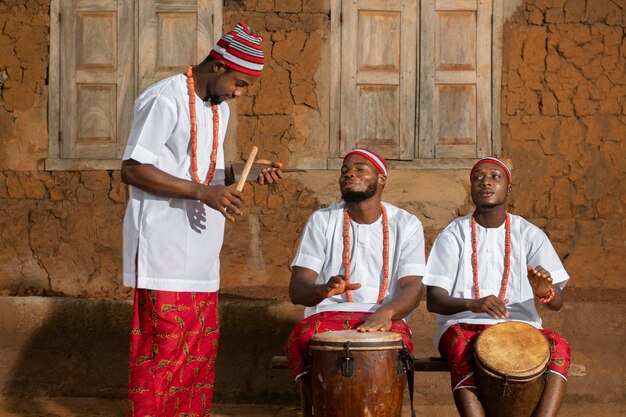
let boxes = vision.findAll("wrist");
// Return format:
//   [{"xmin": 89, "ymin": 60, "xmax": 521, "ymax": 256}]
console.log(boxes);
[{"xmin": 535, "ymin": 286, "xmax": 555, "ymax": 303}]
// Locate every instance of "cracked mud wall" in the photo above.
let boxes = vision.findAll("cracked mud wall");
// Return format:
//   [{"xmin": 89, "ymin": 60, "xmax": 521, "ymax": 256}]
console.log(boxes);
[{"xmin": 0, "ymin": 0, "xmax": 624, "ymax": 300}]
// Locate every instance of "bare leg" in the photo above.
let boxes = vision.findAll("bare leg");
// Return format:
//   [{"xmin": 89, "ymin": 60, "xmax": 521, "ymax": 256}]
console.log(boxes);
[
  {"xmin": 453, "ymin": 387, "xmax": 486, "ymax": 417},
  {"xmin": 299, "ymin": 373, "xmax": 313, "ymax": 417},
  {"xmin": 531, "ymin": 373, "xmax": 567, "ymax": 417}
]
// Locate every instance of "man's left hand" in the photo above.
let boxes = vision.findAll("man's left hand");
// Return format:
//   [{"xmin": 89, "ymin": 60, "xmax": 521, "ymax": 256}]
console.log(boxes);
[
  {"xmin": 527, "ymin": 264, "xmax": 553, "ymax": 298},
  {"xmin": 255, "ymin": 159, "xmax": 284, "ymax": 185}
]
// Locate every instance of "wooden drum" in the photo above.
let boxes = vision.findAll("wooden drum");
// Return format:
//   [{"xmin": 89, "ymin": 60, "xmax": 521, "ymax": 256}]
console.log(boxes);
[
  {"xmin": 309, "ymin": 330, "xmax": 406, "ymax": 417},
  {"xmin": 474, "ymin": 321, "xmax": 550, "ymax": 417}
]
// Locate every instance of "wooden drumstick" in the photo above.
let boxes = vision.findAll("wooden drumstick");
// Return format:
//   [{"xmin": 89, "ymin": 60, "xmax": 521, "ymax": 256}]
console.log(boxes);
[{"xmin": 236, "ymin": 146, "xmax": 258, "ymax": 192}]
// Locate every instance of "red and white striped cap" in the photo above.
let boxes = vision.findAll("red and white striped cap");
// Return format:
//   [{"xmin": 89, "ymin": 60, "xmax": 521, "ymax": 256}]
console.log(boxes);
[
  {"xmin": 209, "ymin": 21, "xmax": 264, "ymax": 77},
  {"xmin": 343, "ymin": 148, "xmax": 388, "ymax": 176},
  {"xmin": 471, "ymin": 157, "xmax": 512, "ymax": 183}
]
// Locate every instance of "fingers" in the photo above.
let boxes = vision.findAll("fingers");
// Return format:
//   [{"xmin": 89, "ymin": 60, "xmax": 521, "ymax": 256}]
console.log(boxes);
[
  {"xmin": 255, "ymin": 159, "xmax": 284, "ymax": 169},
  {"xmin": 475, "ymin": 295, "xmax": 509, "ymax": 319},
  {"xmin": 258, "ymin": 168, "xmax": 283, "ymax": 185}
]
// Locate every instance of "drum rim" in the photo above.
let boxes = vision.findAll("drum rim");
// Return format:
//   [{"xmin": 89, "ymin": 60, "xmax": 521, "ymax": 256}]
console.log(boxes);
[
  {"xmin": 309, "ymin": 339, "xmax": 404, "ymax": 351},
  {"xmin": 474, "ymin": 352, "xmax": 549, "ymax": 381}
]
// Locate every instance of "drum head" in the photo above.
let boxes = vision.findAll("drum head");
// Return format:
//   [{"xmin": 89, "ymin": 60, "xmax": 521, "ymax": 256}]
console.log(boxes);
[
  {"xmin": 475, "ymin": 322, "xmax": 549, "ymax": 379},
  {"xmin": 310, "ymin": 330, "xmax": 403, "ymax": 351}
]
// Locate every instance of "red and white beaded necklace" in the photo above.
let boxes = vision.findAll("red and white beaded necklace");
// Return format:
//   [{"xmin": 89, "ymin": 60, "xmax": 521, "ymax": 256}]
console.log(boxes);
[
  {"xmin": 342, "ymin": 204, "xmax": 390, "ymax": 304},
  {"xmin": 185, "ymin": 65, "xmax": 219, "ymax": 185},
  {"xmin": 471, "ymin": 212, "xmax": 511, "ymax": 300}
]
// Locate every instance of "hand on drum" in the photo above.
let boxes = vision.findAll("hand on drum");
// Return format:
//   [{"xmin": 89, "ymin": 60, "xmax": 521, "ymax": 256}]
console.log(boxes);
[
  {"xmin": 357, "ymin": 308, "xmax": 393, "ymax": 332},
  {"xmin": 321, "ymin": 275, "xmax": 361, "ymax": 298},
  {"xmin": 469, "ymin": 294, "xmax": 510, "ymax": 319},
  {"xmin": 255, "ymin": 159, "xmax": 284, "ymax": 185},
  {"xmin": 527, "ymin": 265, "xmax": 553, "ymax": 298}
]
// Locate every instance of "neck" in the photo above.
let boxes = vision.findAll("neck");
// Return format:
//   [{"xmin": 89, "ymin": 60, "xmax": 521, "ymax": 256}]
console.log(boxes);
[
  {"xmin": 473, "ymin": 205, "xmax": 507, "ymax": 228},
  {"xmin": 191, "ymin": 65, "xmax": 211, "ymax": 101},
  {"xmin": 345, "ymin": 198, "xmax": 383, "ymax": 224}
]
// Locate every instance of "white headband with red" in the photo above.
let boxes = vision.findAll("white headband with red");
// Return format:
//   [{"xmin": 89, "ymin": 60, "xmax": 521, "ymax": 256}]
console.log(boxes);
[
  {"xmin": 343, "ymin": 148, "xmax": 388, "ymax": 176},
  {"xmin": 471, "ymin": 157, "xmax": 512, "ymax": 183}
]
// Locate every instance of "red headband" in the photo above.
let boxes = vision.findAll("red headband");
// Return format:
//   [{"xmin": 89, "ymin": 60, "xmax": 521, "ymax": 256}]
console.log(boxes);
[{"xmin": 471, "ymin": 157, "xmax": 512, "ymax": 183}]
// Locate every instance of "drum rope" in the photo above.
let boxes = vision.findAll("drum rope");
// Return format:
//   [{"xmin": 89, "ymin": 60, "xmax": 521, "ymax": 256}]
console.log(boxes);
[{"xmin": 399, "ymin": 343, "xmax": 417, "ymax": 417}]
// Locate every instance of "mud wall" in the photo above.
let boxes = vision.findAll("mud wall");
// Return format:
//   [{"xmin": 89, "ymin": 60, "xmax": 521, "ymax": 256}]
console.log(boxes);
[{"xmin": 0, "ymin": 1, "xmax": 623, "ymax": 298}]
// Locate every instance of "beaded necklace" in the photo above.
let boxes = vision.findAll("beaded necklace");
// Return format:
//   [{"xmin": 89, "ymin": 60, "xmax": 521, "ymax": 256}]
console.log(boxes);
[
  {"xmin": 185, "ymin": 65, "xmax": 219, "ymax": 185},
  {"xmin": 342, "ymin": 204, "xmax": 389, "ymax": 304},
  {"xmin": 471, "ymin": 212, "xmax": 511, "ymax": 300}
]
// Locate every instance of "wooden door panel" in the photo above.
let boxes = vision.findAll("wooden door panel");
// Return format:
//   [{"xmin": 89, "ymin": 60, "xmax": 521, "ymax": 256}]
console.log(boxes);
[
  {"xmin": 341, "ymin": 0, "xmax": 417, "ymax": 160},
  {"xmin": 138, "ymin": 0, "xmax": 218, "ymax": 92},
  {"xmin": 419, "ymin": 0, "xmax": 492, "ymax": 159},
  {"xmin": 60, "ymin": 0, "xmax": 132, "ymax": 159}
]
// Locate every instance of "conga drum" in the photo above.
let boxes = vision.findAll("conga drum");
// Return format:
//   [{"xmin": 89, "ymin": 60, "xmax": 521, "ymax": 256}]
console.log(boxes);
[
  {"xmin": 474, "ymin": 321, "xmax": 550, "ymax": 417},
  {"xmin": 309, "ymin": 330, "xmax": 406, "ymax": 417}
]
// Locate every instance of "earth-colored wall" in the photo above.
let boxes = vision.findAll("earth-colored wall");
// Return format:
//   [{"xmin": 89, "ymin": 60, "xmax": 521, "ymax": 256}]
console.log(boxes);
[{"xmin": 1, "ymin": 0, "xmax": 623, "ymax": 299}]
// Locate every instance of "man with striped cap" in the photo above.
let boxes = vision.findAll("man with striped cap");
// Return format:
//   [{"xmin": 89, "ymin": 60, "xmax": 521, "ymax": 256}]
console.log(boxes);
[
  {"xmin": 285, "ymin": 148, "xmax": 425, "ymax": 416},
  {"xmin": 423, "ymin": 157, "xmax": 571, "ymax": 416},
  {"xmin": 121, "ymin": 21, "xmax": 282, "ymax": 416}
]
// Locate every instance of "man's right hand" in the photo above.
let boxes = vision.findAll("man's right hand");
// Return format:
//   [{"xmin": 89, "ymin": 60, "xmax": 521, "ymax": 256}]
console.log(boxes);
[
  {"xmin": 321, "ymin": 275, "xmax": 362, "ymax": 298},
  {"xmin": 468, "ymin": 294, "xmax": 509, "ymax": 319},
  {"xmin": 198, "ymin": 184, "xmax": 243, "ymax": 222}
]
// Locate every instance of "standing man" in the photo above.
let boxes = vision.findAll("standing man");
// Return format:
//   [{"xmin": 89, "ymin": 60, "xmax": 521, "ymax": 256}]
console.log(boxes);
[
  {"xmin": 285, "ymin": 148, "xmax": 425, "ymax": 414},
  {"xmin": 122, "ymin": 21, "xmax": 282, "ymax": 416},
  {"xmin": 423, "ymin": 157, "xmax": 570, "ymax": 417}
]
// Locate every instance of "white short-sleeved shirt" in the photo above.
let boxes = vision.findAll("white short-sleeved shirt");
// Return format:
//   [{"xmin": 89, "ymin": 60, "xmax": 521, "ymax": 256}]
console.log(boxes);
[
  {"xmin": 423, "ymin": 213, "xmax": 569, "ymax": 346},
  {"xmin": 292, "ymin": 201, "xmax": 426, "ymax": 319},
  {"xmin": 122, "ymin": 74, "xmax": 230, "ymax": 292}
]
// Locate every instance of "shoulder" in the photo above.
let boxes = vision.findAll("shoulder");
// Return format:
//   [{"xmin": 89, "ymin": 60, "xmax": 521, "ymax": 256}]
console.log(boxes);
[
  {"xmin": 441, "ymin": 214, "xmax": 471, "ymax": 236},
  {"xmin": 136, "ymin": 74, "xmax": 186, "ymax": 107},
  {"xmin": 383, "ymin": 202, "xmax": 421, "ymax": 226},
  {"xmin": 510, "ymin": 214, "xmax": 546, "ymax": 239},
  {"xmin": 307, "ymin": 202, "xmax": 344, "ymax": 225}
]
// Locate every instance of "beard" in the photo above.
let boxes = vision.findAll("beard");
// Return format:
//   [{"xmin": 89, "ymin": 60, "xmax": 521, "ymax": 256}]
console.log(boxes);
[{"xmin": 342, "ymin": 182, "xmax": 377, "ymax": 203}]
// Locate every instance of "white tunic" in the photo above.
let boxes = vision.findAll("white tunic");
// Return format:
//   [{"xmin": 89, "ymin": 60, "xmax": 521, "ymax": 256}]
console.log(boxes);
[
  {"xmin": 122, "ymin": 74, "xmax": 229, "ymax": 292},
  {"xmin": 292, "ymin": 201, "xmax": 426, "ymax": 319},
  {"xmin": 423, "ymin": 213, "xmax": 569, "ymax": 346}
]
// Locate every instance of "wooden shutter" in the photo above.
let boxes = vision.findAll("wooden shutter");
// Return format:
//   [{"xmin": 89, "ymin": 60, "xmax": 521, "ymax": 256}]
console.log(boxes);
[
  {"xmin": 47, "ymin": 0, "xmax": 222, "ymax": 170},
  {"xmin": 419, "ymin": 0, "xmax": 492, "ymax": 158},
  {"xmin": 137, "ymin": 0, "xmax": 221, "ymax": 93},
  {"xmin": 57, "ymin": 0, "xmax": 134, "ymax": 160},
  {"xmin": 340, "ymin": 0, "xmax": 418, "ymax": 160}
]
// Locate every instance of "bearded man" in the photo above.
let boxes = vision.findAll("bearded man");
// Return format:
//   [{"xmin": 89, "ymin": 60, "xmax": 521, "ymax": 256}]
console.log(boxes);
[{"xmin": 284, "ymin": 148, "xmax": 425, "ymax": 415}]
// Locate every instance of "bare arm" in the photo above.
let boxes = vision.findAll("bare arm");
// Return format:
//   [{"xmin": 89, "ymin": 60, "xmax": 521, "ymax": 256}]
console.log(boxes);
[
  {"xmin": 426, "ymin": 286, "xmax": 510, "ymax": 320},
  {"xmin": 121, "ymin": 159, "xmax": 243, "ymax": 221},
  {"xmin": 357, "ymin": 276, "xmax": 423, "ymax": 332},
  {"xmin": 288, "ymin": 266, "xmax": 362, "ymax": 307}
]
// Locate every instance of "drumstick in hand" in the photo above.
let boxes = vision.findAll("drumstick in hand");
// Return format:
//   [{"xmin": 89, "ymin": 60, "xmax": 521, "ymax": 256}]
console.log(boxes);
[{"xmin": 236, "ymin": 146, "xmax": 258, "ymax": 192}]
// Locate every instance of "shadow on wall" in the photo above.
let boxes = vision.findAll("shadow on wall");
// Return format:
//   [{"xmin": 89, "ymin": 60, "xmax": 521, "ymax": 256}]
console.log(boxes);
[
  {"xmin": 0, "ymin": 295, "xmax": 303, "ymax": 415},
  {"xmin": 1, "ymin": 297, "xmax": 131, "ymax": 415}
]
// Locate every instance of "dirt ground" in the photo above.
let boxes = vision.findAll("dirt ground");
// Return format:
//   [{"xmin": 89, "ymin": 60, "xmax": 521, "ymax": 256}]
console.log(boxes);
[{"xmin": 0, "ymin": 397, "xmax": 623, "ymax": 417}]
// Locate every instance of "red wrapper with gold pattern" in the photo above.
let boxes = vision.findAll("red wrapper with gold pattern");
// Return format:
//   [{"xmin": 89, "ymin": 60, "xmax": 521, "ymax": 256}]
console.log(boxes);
[{"xmin": 127, "ymin": 289, "xmax": 219, "ymax": 416}]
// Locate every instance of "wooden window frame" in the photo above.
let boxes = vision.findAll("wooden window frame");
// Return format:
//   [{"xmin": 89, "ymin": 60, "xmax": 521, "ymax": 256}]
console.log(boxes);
[
  {"xmin": 45, "ymin": 0, "xmax": 223, "ymax": 171},
  {"xmin": 327, "ymin": 0, "xmax": 505, "ymax": 170}
]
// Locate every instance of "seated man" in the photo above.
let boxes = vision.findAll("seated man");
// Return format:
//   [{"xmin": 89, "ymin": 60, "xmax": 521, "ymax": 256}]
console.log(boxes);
[
  {"xmin": 423, "ymin": 157, "xmax": 570, "ymax": 417},
  {"xmin": 285, "ymin": 148, "xmax": 425, "ymax": 413}
]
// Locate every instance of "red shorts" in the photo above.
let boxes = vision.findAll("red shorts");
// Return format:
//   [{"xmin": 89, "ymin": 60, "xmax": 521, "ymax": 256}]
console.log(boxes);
[
  {"xmin": 439, "ymin": 323, "xmax": 571, "ymax": 390},
  {"xmin": 284, "ymin": 311, "xmax": 413, "ymax": 379},
  {"xmin": 127, "ymin": 289, "xmax": 219, "ymax": 416}
]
